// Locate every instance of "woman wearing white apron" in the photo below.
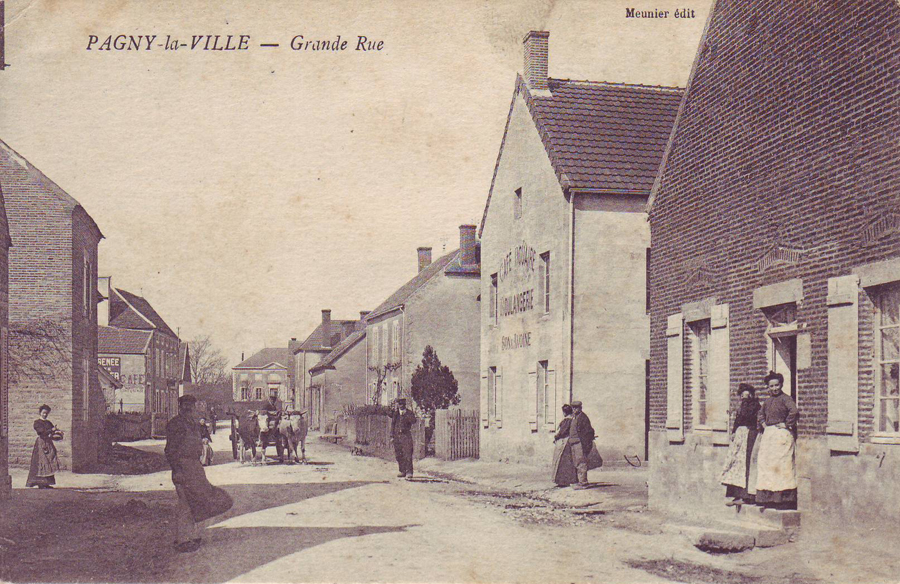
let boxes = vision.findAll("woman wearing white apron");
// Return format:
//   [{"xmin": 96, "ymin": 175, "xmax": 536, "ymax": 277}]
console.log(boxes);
[
  {"xmin": 720, "ymin": 383, "xmax": 760, "ymax": 505},
  {"xmin": 755, "ymin": 371, "xmax": 799, "ymax": 510}
]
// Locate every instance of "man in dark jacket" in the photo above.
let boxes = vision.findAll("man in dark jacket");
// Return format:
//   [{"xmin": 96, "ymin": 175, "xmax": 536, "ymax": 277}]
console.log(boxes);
[
  {"xmin": 567, "ymin": 400, "xmax": 595, "ymax": 489},
  {"xmin": 390, "ymin": 398, "xmax": 416, "ymax": 478}
]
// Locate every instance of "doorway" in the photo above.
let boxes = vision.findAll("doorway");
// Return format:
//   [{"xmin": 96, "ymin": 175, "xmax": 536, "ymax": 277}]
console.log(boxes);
[{"xmin": 770, "ymin": 334, "xmax": 797, "ymax": 401}]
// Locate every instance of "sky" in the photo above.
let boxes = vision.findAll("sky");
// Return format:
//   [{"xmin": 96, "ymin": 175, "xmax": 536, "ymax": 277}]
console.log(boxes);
[{"xmin": 0, "ymin": 0, "xmax": 711, "ymax": 368}]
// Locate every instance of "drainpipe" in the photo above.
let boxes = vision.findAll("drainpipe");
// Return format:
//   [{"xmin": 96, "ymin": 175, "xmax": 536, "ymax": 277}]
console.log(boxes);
[{"xmin": 568, "ymin": 189, "xmax": 576, "ymax": 403}]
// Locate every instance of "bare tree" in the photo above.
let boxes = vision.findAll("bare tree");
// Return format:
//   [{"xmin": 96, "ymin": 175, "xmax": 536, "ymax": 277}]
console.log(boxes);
[
  {"xmin": 9, "ymin": 317, "xmax": 72, "ymax": 385},
  {"xmin": 189, "ymin": 335, "xmax": 229, "ymax": 386},
  {"xmin": 367, "ymin": 361, "xmax": 401, "ymax": 405}
]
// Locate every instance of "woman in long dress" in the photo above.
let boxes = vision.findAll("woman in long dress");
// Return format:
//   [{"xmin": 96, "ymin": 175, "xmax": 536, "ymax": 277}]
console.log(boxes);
[
  {"xmin": 199, "ymin": 417, "xmax": 214, "ymax": 466},
  {"xmin": 720, "ymin": 384, "xmax": 760, "ymax": 505},
  {"xmin": 26, "ymin": 404, "xmax": 62, "ymax": 489},
  {"xmin": 551, "ymin": 404, "xmax": 577, "ymax": 486}
]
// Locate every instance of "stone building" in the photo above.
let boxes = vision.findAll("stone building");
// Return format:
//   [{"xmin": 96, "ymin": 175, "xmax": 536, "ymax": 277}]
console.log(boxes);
[
  {"xmin": 647, "ymin": 0, "xmax": 900, "ymax": 528},
  {"xmin": 97, "ymin": 278, "xmax": 183, "ymax": 419},
  {"xmin": 1, "ymin": 139, "xmax": 104, "ymax": 472},
  {"xmin": 97, "ymin": 363, "xmax": 122, "ymax": 412},
  {"xmin": 308, "ymin": 320, "xmax": 368, "ymax": 429},
  {"xmin": 478, "ymin": 31, "xmax": 681, "ymax": 465},
  {"xmin": 365, "ymin": 227, "xmax": 481, "ymax": 411},
  {"xmin": 0, "ymin": 185, "xmax": 11, "ymax": 499},
  {"xmin": 232, "ymin": 348, "xmax": 292, "ymax": 404},
  {"xmin": 290, "ymin": 310, "xmax": 359, "ymax": 427}
]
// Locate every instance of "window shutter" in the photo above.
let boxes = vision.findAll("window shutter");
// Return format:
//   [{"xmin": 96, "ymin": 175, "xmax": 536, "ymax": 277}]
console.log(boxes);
[
  {"xmin": 546, "ymin": 370, "xmax": 557, "ymax": 431},
  {"xmin": 528, "ymin": 370, "xmax": 538, "ymax": 431},
  {"xmin": 481, "ymin": 374, "xmax": 489, "ymax": 428},
  {"xmin": 827, "ymin": 275, "xmax": 860, "ymax": 452},
  {"xmin": 495, "ymin": 368, "xmax": 503, "ymax": 428},
  {"xmin": 666, "ymin": 313, "xmax": 685, "ymax": 442},
  {"xmin": 709, "ymin": 304, "xmax": 730, "ymax": 444}
]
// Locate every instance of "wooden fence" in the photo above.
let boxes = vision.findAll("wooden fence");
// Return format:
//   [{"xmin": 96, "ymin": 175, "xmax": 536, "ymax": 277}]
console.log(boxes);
[
  {"xmin": 434, "ymin": 408, "xmax": 479, "ymax": 460},
  {"xmin": 349, "ymin": 413, "xmax": 427, "ymax": 460}
]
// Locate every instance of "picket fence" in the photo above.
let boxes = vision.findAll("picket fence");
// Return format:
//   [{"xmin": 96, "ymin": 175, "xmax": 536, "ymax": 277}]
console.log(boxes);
[{"xmin": 434, "ymin": 408, "xmax": 479, "ymax": 460}]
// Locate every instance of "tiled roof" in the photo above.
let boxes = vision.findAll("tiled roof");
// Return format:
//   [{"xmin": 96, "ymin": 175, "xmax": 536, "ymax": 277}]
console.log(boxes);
[
  {"xmin": 480, "ymin": 76, "xmax": 683, "ymax": 235},
  {"xmin": 234, "ymin": 347, "xmax": 292, "ymax": 370},
  {"xmin": 309, "ymin": 330, "xmax": 366, "ymax": 374},
  {"xmin": 110, "ymin": 288, "xmax": 178, "ymax": 338},
  {"xmin": 296, "ymin": 319, "xmax": 358, "ymax": 352},
  {"xmin": 98, "ymin": 326, "xmax": 152, "ymax": 354},
  {"xmin": 367, "ymin": 250, "xmax": 460, "ymax": 319},
  {"xmin": 0, "ymin": 139, "xmax": 102, "ymax": 239}
]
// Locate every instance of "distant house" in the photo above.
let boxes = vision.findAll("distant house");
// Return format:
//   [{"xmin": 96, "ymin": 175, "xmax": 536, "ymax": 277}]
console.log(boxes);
[
  {"xmin": 309, "ymin": 321, "xmax": 368, "ymax": 430},
  {"xmin": 290, "ymin": 310, "xmax": 361, "ymax": 427},
  {"xmin": 1, "ymin": 139, "xmax": 104, "ymax": 472},
  {"xmin": 232, "ymin": 348, "xmax": 293, "ymax": 404},
  {"xmin": 97, "ymin": 278, "xmax": 183, "ymax": 420},
  {"xmin": 365, "ymin": 226, "xmax": 480, "ymax": 412},
  {"xmin": 478, "ymin": 32, "xmax": 681, "ymax": 465}
]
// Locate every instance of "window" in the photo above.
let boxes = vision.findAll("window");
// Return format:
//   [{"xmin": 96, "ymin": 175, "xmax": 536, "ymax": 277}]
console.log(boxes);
[
  {"xmin": 514, "ymin": 188, "xmax": 523, "ymax": 219},
  {"xmin": 490, "ymin": 274, "xmax": 498, "ymax": 325},
  {"xmin": 392, "ymin": 379, "xmax": 399, "ymax": 401},
  {"xmin": 82, "ymin": 254, "xmax": 91, "ymax": 316},
  {"xmin": 539, "ymin": 360, "xmax": 549, "ymax": 423},
  {"xmin": 690, "ymin": 320, "xmax": 711, "ymax": 426},
  {"xmin": 241, "ymin": 386, "xmax": 250, "ymax": 401},
  {"xmin": 540, "ymin": 252, "xmax": 550, "ymax": 314},
  {"xmin": 255, "ymin": 387, "xmax": 263, "ymax": 400},
  {"xmin": 82, "ymin": 353, "xmax": 90, "ymax": 421},
  {"xmin": 877, "ymin": 285, "xmax": 900, "ymax": 433},
  {"xmin": 488, "ymin": 366, "xmax": 497, "ymax": 421},
  {"xmin": 392, "ymin": 320, "xmax": 400, "ymax": 361}
]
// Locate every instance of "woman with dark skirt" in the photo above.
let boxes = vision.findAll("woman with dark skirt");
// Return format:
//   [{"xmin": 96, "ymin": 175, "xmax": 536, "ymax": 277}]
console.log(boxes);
[
  {"xmin": 720, "ymin": 383, "xmax": 760, "ymax": 506},
  {"xmin": 26, "ymin": 404, "xmax": 62, "ymax": 489}
]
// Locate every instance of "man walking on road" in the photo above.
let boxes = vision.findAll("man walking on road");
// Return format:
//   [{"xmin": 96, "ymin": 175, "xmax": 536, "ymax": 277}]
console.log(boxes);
[
  {"xmin": 391, "ymin": 398, "xmax": 416, "ymax": 479},
  {"xmin": 567, "ymin": 401, "xmax": 595, "ymax": 489},
  {"xmin": 165, "ymin": 395, "xmax": 233, "ymax": 553}
]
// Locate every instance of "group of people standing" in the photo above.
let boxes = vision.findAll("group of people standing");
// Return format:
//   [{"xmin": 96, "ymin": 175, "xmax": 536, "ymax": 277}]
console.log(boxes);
[
  {"xmin": 552, "ymin": 401, "xmax": 601, "ymax": 489},
  {"xmin": 720, "ymin": 371, "xmax": 799, "ymax": 510}
]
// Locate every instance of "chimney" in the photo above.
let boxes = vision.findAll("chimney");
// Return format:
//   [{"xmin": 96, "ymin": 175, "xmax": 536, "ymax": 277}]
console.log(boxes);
[
  {"xmin": 459, "ymin": 225, "xmax": 477, "ymax": 266},
  {"xmin": 523, "ymin": 31, "xmax": 550, "ymax": 91},
  {"xmin": 97, "ymin": 276, "xmax": 111, "ymax": 326},
  {"xmin": 321, "ymin": 309, "xmax": 332, "ymax": 346},
  {"xmin": 417, "ymin": 247, "xmax": 432, "ymax": 273},
  {"xmin": 357, "ymin": 311, "xmax": 370, "ymax": 331}
]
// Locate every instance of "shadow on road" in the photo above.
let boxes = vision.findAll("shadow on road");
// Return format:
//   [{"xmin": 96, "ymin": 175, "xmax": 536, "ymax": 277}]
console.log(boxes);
[{"xmin": 0, "ymin": 480, "xmax": 390, "ymax": 583}]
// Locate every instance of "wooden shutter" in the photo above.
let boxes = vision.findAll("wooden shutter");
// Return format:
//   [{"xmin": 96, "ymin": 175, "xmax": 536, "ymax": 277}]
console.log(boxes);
[
  {"xmin": 528, "ymin": 370, "xmax": 538, "ymax": 431},
  {"xmin": 480, "ymin": 374, "xmax": 489, "ymax": 428},
  {"xmin": 666, "ymin": 313, "xmax": 684, "ymax": 442},
  {"xmin": 546, "ymin": 369, "xmax": 557, "ymax": 431},
  {"xmin": 827, "ymin": 275, "xmax": 860, "ymax": 452},
  {"xmin": 495, "ymin": 368, "xmax": 503, "ymax": 428},
  {"xmin": 709, "ymin": 304, "xmax": 730, "ymax": 444}
]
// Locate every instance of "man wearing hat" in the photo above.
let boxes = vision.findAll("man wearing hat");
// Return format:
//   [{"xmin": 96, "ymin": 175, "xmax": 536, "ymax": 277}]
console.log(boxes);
[
  {"xmin": 567, "ymin": 401, "xmax": 595, "ymax": 489},
  {"xmin": 165, "ymin": 395, "xmax": 233, "ymax": 553},
  {"xmin": 390, "ymin": 398, "xmax": 416, "ymax": 478}
]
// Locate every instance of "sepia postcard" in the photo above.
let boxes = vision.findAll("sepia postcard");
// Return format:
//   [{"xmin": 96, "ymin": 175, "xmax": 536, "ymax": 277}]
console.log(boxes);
[{"xmin": 0, "ymin": 1, "xmax": 898, "ymax": 583}]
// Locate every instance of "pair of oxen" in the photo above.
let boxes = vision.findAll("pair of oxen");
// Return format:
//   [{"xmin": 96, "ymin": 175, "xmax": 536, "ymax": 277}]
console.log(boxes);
[{"xmin": 237, "ymin": 410, "xmax": 308, "ymax": 465}]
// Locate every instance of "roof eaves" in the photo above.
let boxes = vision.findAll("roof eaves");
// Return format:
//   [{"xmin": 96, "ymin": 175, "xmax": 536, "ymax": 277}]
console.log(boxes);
[{"xmin": 112, "ymin": 288, "xmax": 158, "ymax": 330}]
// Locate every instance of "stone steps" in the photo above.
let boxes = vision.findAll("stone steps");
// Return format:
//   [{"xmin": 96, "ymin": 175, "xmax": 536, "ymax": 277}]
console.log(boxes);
[{"xmin": 665, "ymin": 505, "xmax": 801, "ymax": 552}]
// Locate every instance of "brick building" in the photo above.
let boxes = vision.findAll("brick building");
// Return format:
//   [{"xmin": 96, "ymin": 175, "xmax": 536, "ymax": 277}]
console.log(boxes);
[
  {"xmin": 233, "ymin": 347, "xmax": 292, "ymax": 405},
  {"xmin": 0, "ymin": 139, "xmax": 104, "ymax": 472},
  {"xmin": 365, "ymin": 227, "xmax": 481, "ymax": 412},
  {"xmin": 478, "ymin": 31, "xmax": 681, "ymax": 465},
  {"xmin": 290, "ymin": 310, "xmax": 359, "ymax": 428},
  {"xmin": 0, "ymin": 185, "xmax": 12, "ymax": 499},
  {"xmin": 308, "ymin": 318, "xmax": 368, "ymax": 429},
  {"xmin": 647, "ymin": 0, "xmax": 900, "ymax": 528},
  {"xmin": 97, "ymin": 363, "xmax": 122, "ymax": 412},
  {"xmin": 97, "ymin": 278, "xmax": 183, "ymax": 419}
]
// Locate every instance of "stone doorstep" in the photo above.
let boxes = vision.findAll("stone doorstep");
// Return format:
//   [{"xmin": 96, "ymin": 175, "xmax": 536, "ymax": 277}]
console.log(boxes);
[
  {"xmin": 664, "ymin": 517, "xmax": 794, "ymax": 552},
  {"xmin": 730, "ymin": 504, "xmax": 801, "ymax": 530}
]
